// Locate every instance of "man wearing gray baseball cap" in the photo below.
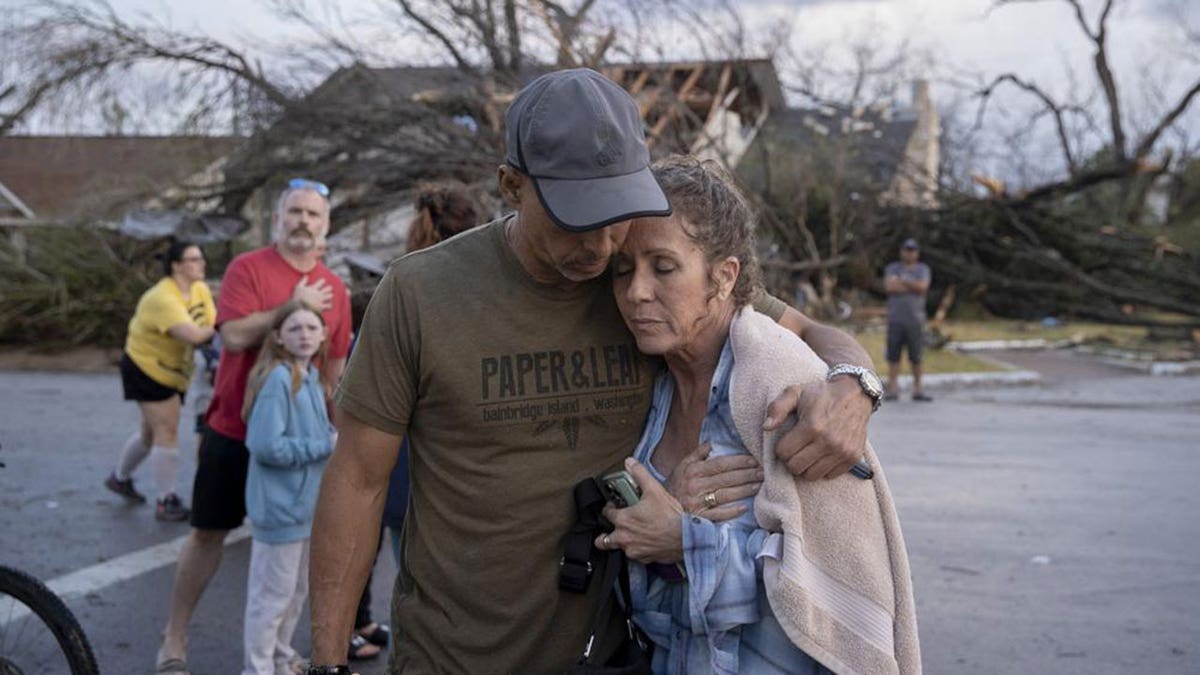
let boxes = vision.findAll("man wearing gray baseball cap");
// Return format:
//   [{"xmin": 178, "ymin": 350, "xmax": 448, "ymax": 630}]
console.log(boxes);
[
  {"xmin": 307, "ymin": 68, "xmax": 881, "ymax": 674},
  {"xmin": 503, "ymin": 68, "xmax": 671, "ymax": 232}
]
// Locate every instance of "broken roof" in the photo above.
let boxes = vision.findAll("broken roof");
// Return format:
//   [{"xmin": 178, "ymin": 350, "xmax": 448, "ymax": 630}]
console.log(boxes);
[{"xmin": 308, "ymin": 59, "xmax": 785, "ymax": 152}]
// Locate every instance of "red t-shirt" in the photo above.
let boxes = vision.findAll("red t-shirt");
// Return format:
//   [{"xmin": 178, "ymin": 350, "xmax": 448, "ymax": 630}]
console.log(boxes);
[{"xmin": 205, "ymin": 246, "xmax": 351, "ymax": 441}]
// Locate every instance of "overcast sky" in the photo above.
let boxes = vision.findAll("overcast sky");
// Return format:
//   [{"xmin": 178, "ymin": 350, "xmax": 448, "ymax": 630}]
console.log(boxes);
[
  {"xmin": 94, "ymin": 0, "xmax": 1194, "ymax": 93},
  {"xmin": 8, "ymin": 0, "xmax": 1199, "ymax": 182}
]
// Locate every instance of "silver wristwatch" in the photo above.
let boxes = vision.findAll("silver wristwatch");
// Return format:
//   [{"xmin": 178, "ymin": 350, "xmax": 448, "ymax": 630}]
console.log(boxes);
[{"xmin": 826, "ymin": 364, "xmax": 884, "ymax": 412}]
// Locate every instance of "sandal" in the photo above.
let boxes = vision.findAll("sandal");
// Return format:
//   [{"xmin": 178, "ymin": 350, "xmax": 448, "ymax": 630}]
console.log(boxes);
[
  {"xmin": 357, "ymin": 622, "xmax": 390, "ymax": 648},
  {"xmin": 348, "ymin": 634, "xmax": 381, "ymax": 661}
]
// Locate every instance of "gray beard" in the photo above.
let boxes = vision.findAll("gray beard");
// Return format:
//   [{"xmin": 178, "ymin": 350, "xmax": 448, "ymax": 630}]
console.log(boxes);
[{"xmin": 283, "ymin": 232, "xmax": 315, "ymax": 252}]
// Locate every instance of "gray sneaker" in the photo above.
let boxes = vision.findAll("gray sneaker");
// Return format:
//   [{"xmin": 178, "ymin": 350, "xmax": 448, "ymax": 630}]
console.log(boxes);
[
  {"xmin": 105, "ymin": 472, "xmax": 147, "ymax": 503},
  {"xmin": 156, "ymin": 494, "xmax": 191, "ymax": 522}
]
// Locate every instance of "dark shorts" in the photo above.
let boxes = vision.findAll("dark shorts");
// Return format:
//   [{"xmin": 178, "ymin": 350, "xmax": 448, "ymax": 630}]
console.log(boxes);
[
  {"xmin": 189, "ymin": 426, "xmax": 249, "ymax": 530},
  {"xmin": 886, "ymin": 321, "xmax": 924, "ymax": 364},
  {"xmin": 120, "ymin": 353, "xmax": 185, "ymax": 404}
]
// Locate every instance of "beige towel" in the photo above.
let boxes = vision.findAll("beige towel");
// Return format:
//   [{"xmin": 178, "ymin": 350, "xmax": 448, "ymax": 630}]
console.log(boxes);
[{"xmin": 728, "ymin": 308, "xmax": 921, "ymax": 675}]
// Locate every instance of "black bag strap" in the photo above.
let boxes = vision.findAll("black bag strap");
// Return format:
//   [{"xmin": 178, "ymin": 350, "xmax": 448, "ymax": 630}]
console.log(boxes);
[
  {"xmin": 577, "ymin": 548, "xmax": 625, "ymax": 664},
  {"xmin": 560, "ymin": 477, "xmax": 609, "ymax": 593},
  {"xmin": 563, "ymin": 477, "xmax": 651, "ymax": 670}
]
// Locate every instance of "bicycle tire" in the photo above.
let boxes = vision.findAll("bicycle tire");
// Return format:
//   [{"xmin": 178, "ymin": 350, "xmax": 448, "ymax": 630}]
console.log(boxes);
[{"xmin": 0, "ymin": 565, "xmax": 100, "ymax": 675}]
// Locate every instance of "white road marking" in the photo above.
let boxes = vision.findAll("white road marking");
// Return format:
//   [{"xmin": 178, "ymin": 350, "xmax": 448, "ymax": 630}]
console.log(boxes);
[{"xmin": 0, "ymin": 524, "xmax": 251, "ymax": 628}]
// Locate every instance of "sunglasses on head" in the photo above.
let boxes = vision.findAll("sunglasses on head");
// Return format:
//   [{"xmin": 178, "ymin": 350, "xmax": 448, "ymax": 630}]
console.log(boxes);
[{"xmin": 288, "ymin": 178, "xmax": 330, "ymax": 197}]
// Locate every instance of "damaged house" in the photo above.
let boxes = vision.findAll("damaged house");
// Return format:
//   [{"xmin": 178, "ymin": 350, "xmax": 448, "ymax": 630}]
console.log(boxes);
[{"xmin": 221, "ymin": 59, "xmax": 936, "ymax": 291}]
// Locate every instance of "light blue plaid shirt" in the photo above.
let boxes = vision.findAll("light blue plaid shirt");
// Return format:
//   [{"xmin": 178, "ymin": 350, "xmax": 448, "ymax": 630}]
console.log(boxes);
[{"xmin": 628, "ymin": 339, "xmax": 832, "ymax": 675}]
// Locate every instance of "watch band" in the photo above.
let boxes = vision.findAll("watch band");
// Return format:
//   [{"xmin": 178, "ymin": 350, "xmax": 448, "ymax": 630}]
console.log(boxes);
[{"xmin": 826, "ymin": 364, "xmax": 884, "ymax": 412}]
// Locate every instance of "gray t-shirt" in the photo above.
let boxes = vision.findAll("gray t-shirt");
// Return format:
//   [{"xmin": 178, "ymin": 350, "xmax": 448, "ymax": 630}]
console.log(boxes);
[{"xmin": 884, "ymin": 261, "xmax": 931, "ymax": 325}]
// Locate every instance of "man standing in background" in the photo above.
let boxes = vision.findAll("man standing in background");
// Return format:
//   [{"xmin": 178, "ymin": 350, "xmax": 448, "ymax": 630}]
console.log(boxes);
[
  {"xmin": 884, "ymin": 238, "xmax": 933, "ymax": 402},
  {"xmin": 155, "ymin": 179, "xmax": 352, "ymax": 675}
]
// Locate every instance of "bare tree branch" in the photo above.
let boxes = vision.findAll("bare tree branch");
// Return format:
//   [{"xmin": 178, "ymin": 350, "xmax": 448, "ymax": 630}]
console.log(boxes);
[
  {"xmin": 1134, "ymin": 79, "xmax": 1200, "ymax": 160},
  {"xmin": 394, "ymin": 0, "xmax": 479, "ymax": 75},
  {"xmin": 978, "ymin": 73, "xmax": 1080, "ymax": 173},
  {"xmin": 1081, "ymin": 0, "xmax": 1126, "ymax": 161},
  {"xmin": 1004, "ymin": 159, "xmax": 1143, "ymax": 204},
  {"xmin": 504, "ymin": 0, "xmax": 522, "ymax": 73},
  {"xmin": 992, "ymin": 0, "xmax": 1126, "ymax": 162},
  {"xmin": 0, "ymin": 0, "xmax": 303, "ymax": 136}
]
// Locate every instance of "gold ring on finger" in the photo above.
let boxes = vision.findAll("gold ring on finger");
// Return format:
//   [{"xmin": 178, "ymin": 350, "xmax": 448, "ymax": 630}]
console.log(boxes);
[{"xmin": 703, "ymin": 491, "xmax": 719, "ymax": 509}]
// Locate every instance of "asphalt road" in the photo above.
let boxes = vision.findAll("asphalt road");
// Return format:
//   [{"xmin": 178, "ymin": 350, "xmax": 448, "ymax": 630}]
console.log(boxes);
[{"xmin": 1, "ymin": 352, "xmax": 1197, "ymax": 674}]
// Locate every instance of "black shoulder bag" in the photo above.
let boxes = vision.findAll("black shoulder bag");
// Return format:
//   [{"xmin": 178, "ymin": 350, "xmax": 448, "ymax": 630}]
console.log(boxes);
[{"xmin": 560, "ymin": 477, "xmax": 653, "ymax": 675}]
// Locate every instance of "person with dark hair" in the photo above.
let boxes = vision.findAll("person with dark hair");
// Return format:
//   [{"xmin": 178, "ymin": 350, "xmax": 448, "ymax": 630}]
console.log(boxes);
[
  {"xmin": 883, "ymin": 239, "xmax": 932, "ymax": 402},
  {"xmin": 105, "ymin": 241, "xmax": 215, "ymax": 522},
  {"xmin": 155, "ymin": 180, "xmax": 352, "ymax": 675}
]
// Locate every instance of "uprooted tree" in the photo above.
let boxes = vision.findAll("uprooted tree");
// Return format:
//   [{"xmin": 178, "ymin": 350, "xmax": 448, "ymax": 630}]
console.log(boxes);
[
  {"xmin": 925, "ymin": 0, "xmax": 1200, "ymax": 324},
  {"xmin": 742, "ymin": 0, "xmax": 1200, "ymax": 324}
]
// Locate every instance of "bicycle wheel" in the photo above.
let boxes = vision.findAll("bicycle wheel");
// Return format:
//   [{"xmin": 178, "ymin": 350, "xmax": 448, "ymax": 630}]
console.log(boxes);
[{"xmin": 0, "ymin": 566, "xmax": 99, "ymax": 675}]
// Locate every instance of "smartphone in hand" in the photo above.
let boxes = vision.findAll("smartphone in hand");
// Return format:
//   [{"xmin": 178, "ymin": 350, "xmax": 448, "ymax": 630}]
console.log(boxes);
[
  {"xmin": 600, "ymin": 470, "xmax": 641, "ymax": 508},
  {"xmin": 599, "ymin": 468, "xmax": 687, "ymax": 580}
]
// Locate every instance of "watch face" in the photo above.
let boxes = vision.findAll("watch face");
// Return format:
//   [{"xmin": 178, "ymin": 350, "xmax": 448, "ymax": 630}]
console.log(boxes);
[{"xmin": 861, "ymin": 370, "xmax": 884, "ymax": 398}]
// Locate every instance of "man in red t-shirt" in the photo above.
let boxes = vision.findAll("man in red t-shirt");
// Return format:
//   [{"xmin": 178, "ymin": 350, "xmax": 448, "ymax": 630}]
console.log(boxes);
[{"xmin": 155, "ymin": 180, "xmax": 351, "ymax": 673}]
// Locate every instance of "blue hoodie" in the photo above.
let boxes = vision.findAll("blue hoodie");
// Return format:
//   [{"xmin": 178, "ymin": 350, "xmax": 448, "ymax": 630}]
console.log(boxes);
[{"xmin": 244, "ymin": 362, "xmax": 333, "ymax": 544}]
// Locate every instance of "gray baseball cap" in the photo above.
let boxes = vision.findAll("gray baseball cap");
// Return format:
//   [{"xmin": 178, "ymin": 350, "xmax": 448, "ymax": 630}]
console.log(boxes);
[
  {"xmin": 505, "ymin": 68, "xmax": 671, "ymax": 232},
  {"xmin": 902, "ymin": 238, "xmax": 920, "ymax": 249}
]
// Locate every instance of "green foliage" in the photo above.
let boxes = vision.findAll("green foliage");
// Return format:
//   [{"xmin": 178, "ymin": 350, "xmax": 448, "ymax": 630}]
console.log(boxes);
[{"xmin": 0, "ymin": 227, "xmax": 159, "ymax": 349}]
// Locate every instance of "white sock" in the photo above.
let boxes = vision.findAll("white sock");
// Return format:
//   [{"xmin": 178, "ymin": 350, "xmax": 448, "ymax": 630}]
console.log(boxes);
[
  {"xmin": 114, "ymin": 431, "xmax": 150, "ymax": 481},
  {"xmin": 150, "ymin": 445, "xmax": 181, "ymax": 499}
]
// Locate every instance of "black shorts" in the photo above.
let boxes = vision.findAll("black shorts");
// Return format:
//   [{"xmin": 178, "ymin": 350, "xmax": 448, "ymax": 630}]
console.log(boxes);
[
  {"xmin": 189, "ymin": 426, "xmax": 249, "ymax": 530},
  {"xmin": 886, "ymin": 322, "xmax": 925, "ymax": 365},
  {"xmin": 120, "ymin": 353, "xmax": 185, "ymax": 404}
]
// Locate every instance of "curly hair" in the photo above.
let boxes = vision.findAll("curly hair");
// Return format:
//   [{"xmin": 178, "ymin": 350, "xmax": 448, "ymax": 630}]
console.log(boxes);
[
  {"xmin": 650, "ymin": 155, "xmax": 761, "ymax": 307},
  {"xmin": 405, "ymin": 182, "xmax": 481, "ymax": 252}
]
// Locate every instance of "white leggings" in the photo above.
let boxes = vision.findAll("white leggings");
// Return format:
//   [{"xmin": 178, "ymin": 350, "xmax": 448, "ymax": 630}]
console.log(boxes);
[{"xmin": 242, "ymin": 539, "xmax": 309, "ymax": 675}]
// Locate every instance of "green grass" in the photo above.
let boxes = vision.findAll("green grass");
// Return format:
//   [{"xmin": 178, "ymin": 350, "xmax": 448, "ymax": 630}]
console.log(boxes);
[
  {"xmin": 852, "ymin": 329, "xmax": 1009, "ymax": 375},
  {"xmin": 934, "ymin": 319, "xmax": 1146, "ymax": 347},
  {"xmin": 846, "ymin": 318, "xmax": 1199, "ymax": 371}
]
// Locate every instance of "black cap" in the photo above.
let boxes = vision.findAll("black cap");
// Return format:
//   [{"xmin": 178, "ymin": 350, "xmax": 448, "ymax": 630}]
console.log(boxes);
[{"xmin": 505, "ymin": 68, "xmax": 671, "ymax": 232}]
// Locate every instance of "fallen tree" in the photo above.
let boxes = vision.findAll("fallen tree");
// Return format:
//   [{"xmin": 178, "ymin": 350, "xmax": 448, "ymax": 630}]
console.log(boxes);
[
  {"xmin": 883, "ymin": 197, "xmax": 1200, "ymax": 325},
  {"xmin": 750, "ymin": 0, "xmax": 1200, "ymax": 325}
]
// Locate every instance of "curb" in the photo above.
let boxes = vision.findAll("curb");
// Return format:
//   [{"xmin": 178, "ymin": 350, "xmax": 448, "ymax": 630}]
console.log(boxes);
[
  {"xmin": 949, "ymin": 341, "xmax": 1200, "ymax": 377},
  {"xmin": 892, "ymin": 368, "xmax": 1042, "ymax": 391},
  {"xmin": 947, "ymin": 338, "xmax": 1075, "ymax": 352},
  {"xmin": 1074, "ymin": 346, "xmax": 1200, "ymax": 376}
]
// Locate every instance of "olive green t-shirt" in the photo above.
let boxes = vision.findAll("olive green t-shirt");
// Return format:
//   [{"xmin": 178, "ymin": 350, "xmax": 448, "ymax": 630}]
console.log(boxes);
[{"xmin": 336, "ymin": 218, "xmax": 786, "ymax": 674}]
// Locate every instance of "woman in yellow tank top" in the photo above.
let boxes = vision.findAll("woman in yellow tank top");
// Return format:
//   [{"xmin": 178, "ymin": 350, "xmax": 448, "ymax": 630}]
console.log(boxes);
[{"xmin": 104, "ymin": 241, "xmax": 216, "ymax": 521}]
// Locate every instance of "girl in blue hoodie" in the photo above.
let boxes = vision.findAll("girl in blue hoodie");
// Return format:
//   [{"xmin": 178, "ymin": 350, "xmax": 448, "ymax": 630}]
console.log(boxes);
[{"xmin": 240, "ymin": 300, "xmax": 333, "ymax": 675}]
